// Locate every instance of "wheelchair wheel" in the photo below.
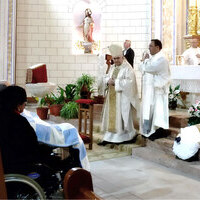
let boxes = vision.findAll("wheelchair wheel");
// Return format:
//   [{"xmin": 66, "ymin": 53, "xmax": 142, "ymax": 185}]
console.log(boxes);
[{"xmin": 5, "ymin": 174, "xmax": 46, "ymax": 199}]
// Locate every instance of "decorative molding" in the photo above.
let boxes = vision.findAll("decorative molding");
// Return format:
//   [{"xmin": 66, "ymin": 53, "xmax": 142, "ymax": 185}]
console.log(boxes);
[
  {"xmin": 0, "ymin": 0, "xmax": 16, "ymax": 83},
  {"xmin": 0, "ymin": 0, "xmax": 9, "ymax": 80}
]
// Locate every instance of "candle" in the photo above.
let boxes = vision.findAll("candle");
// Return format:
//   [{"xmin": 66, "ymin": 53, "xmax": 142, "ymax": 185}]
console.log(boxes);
[{"xmin": 190, "ymin": 0, "xmax": 197, "ymax": 7}]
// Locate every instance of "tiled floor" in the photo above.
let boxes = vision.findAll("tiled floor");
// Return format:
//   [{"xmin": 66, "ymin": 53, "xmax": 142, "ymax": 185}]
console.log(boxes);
[{"xmin": 90, "ymin": 156, "xmax": 200, "ymax": 200}]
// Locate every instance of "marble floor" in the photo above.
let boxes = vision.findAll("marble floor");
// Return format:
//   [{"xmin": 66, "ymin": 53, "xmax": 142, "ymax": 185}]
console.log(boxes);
[{"xmin": 90, "ymin": 156, "xmax": 200, "ymax": 200}]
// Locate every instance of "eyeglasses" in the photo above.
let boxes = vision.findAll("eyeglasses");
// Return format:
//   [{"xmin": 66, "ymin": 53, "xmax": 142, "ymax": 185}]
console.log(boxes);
[{"xmin": 113, "ymin": 57, "xmax": 121, "ymax": 60}]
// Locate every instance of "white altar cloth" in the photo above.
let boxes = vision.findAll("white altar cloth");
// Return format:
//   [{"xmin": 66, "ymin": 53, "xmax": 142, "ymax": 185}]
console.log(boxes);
[{"xmin": 171, "ymin": 65, "xmax": 200, "ymax": 93}]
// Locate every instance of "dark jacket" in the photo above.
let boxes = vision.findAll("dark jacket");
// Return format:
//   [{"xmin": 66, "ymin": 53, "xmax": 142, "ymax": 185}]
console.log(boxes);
[
  {"xmin": 124, "ymin": 48, "xmax": 135, "ymax": 67},
  {"xmin": 0, "ymin": 111, "xmax": 40, "ymax": 173}
]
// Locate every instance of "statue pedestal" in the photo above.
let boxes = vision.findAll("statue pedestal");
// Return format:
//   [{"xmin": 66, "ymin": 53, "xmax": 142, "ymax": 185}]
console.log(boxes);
[{"xmin": 82, "ymin": 42, "xmax": 92, "ymax": 54}]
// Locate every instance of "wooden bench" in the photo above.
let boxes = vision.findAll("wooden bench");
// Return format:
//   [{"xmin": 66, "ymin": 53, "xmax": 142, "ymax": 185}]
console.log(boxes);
[
  {"xmin": 63, "ymin": 168, "xmax": 102, "ymax": 199},
  {"xmin": 0, "ymin": 149, "xmax": 7, "ymax": 199}
]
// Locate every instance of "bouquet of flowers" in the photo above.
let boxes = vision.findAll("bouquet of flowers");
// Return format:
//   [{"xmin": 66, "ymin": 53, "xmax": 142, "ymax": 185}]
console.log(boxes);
[
  {"xmin": 188, "ymin": 100, "xmax": 200, "ymax": 125},
  {"xmin": 168, "ymin": 85, "xmax": 181, "ymax": 110},
  {"xmin": 169, "ymin": 84, "xmax": 181, "ymax": 102}
]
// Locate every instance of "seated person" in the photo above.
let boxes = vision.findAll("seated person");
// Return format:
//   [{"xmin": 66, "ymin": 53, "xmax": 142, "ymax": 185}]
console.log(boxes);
[
  {"xmin": 0, "ymin": 85, "xmax": 81, "ymax": 195},
  {"xmin": 182, "ymin": 38, "xmax": 200, "ymax": 65}
]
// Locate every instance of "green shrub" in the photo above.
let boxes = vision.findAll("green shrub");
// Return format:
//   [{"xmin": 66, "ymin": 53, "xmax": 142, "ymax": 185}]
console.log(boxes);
[
  {"xmin": 60, "ymin": 102, "xmax": 78, "ymax": 119},
  {"xmin": 64, "ymin": 84, "xmax": 77, "ymax": 100},
  {"xmin": 76, "ymin": 74, "xmax": 95, "ymax": 97}
]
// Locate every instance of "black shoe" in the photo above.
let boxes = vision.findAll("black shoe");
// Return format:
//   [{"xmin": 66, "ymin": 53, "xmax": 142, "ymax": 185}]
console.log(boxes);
[
  {"xmin": 97, "ymin": 141, "xmax": 110, "ymax": 146},
  {"xmin": 148, "ymin": 128, "xmax": 170, "ymax": 141},
  {"xmin": 119, "ymin": 136, "xmax": 138, "ymax": 144}
]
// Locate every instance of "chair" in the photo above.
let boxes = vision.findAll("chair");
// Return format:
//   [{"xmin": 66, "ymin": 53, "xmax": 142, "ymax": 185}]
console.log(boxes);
[{"xmin": 75, "ymin": 99, "xmax": 95, "ymax": 150}]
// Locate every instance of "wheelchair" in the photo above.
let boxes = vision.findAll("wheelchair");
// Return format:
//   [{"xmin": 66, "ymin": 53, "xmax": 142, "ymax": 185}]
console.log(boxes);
[
  {"xmin": 1, "ymin": 144, "xmax": 82, "ymax": 199},
  {"xmin": 5, "ymin": 173, "xmax": 46, "ymax": 199}
]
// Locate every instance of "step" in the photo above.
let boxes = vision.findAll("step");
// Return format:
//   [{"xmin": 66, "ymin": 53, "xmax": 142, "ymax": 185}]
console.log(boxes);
[
  {"xmin": 132, "ymin": 146, "xmax": 200, "ymax": 179},
  {"xmin": 169, "ymin": 114, "xmax": 188, "ymax": 128},
  {"xmin": 146, "ymin": 138, "xmax": 174, "ymax": 156},
  {"xmin": 167, "ymin": 127, "xmax": 180, "ymax": 139}
]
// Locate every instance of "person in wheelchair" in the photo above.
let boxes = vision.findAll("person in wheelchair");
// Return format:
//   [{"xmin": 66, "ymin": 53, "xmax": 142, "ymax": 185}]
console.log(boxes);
[{"xmin": 0, "ymin": 85, "xmax": 81, "ymax": 197}]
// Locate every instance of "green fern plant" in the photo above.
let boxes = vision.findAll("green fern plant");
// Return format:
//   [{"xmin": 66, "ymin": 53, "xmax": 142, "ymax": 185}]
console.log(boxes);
[
  {"xmin": 75, "ymin": 74, "xmax": 95, "ymax": 98},
  {"xmin": 51, "ymin": 87, "xmax": 65, "ymax": 105},
  {"xmin": 60, "ymin": 102, "xmax": 78, "ymax": 119},
  {"xmin": 64, "ymin": 84, "xmax": 77, "ymax": 100}
]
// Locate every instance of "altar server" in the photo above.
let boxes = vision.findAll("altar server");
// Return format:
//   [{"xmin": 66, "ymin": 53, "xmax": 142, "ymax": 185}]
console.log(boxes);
[{"xmin": 139, "ymin": 39, "xmax": 170, "ymax": 138}]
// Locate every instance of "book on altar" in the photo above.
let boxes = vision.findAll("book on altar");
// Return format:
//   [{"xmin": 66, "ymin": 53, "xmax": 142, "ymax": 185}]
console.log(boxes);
[{"xmin": 26, "ymin": 63, "xmax": 48, "ymax": 83}]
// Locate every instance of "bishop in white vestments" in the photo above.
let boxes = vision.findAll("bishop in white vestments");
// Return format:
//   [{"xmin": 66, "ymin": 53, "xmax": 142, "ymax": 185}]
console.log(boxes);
[
  {"xmin": 99, "ymin": 44, "xmax": 140, "ymax": 144},
  {"xmin": 139, "ymin": 39, "xmax": 170, "ymax": 137}
]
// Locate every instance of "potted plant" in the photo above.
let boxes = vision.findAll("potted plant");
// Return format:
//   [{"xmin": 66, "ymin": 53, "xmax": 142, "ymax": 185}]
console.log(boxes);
[
  {"xmin": 60, "ymin": 101, "xmax": 79, "ymax": 119},
  {"xmin": 63, "ymin": 84, "xmax": 77, "ymax": 102},
  {"xmin": 49, "ymin": 87, "xmax": 65, "ymax": 116},
  {"xmin": 188, "ymin": 100, "xmax": 200, "ymax": 126},
  {"xmin": 168, "ymin": 84, "xmax": 181, "ymax": 110},
  {"xmin": 76, "ymin": 74, "xmax": 95, "ymax": 99},
  {"xmin": 36, "ymin": 96, "xmax": 49, "ymax": 120}
]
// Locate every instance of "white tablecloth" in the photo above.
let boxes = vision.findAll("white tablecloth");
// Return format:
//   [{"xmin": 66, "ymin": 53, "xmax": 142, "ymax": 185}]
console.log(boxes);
[{"xmin": 171, "ymin": 65, "xmax": 200, "ymax": 93}]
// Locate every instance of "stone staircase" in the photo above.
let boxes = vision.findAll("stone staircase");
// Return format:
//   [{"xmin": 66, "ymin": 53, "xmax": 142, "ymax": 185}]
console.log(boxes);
[{"xmin": 132, "ymin": 109, "xmax": 200, "ymax": 179}]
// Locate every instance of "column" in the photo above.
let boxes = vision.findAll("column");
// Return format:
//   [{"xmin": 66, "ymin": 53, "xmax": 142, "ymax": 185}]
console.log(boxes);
[{"xmin": 188, "ymin": 0, "xmax": 197, "ymax": 35}]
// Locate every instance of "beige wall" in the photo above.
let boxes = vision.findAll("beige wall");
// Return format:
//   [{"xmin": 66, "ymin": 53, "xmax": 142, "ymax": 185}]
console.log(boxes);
[{"xmin": 16, "ymin": 0, "xmax": 151, "ymax": 95}]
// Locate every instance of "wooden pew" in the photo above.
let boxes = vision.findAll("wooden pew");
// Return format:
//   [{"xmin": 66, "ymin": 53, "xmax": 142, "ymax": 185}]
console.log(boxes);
[
  {"xmin": 63, "ymin": 168, "xmax": 102, "ymax": 200},
  {"xmin": 0, "ymin": 149, "xmax": 7, "ymax": 199}
]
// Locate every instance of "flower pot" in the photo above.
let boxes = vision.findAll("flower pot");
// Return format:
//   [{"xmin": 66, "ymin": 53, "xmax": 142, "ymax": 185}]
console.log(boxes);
[
  {"xmin": 36, "ymin": 107, "xmax": 49, "ymax": 120},
  {"xmin": 50, "ymin": 104, "xmax": 63, "ymax": 116},
  {"xmin": 80, "ymin": 85, "xmax": 92, "ymax": 99},
  {"xmin": 169, "ymin": 100, "xmax": 177, "ymax": 110},
  {"xmin": 65, "ymin": 98, "xmax": 71, "ymax": 103},
  {"xmin": 93, "ymin": 95, "xmax": 104, "ymax": 104}
]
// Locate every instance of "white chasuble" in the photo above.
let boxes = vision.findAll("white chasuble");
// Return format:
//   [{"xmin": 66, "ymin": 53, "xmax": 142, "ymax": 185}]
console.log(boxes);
[
  {"xmin": 182, "ymin": 47, "xmax": 200, "ymax": 65},
  {"xmin": 139, "ymin": 51, "xmax": 170, "ymax": 137},
  {"xmin": 101, "ymin": 60, "xmax": 140, "ymax": 143}
]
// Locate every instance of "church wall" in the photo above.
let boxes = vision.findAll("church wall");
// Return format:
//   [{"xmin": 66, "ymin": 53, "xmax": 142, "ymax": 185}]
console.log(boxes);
[{"xmin": 16, "ymin": 0, "xmax": 151, "ymax": 96}]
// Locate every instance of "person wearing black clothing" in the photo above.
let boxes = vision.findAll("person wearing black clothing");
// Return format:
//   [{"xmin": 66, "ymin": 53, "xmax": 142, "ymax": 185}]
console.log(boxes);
[
  {"xmin": 123, "ymin": 40, "xmax": 135, "ymax": 67},
  {"xmin": 0, "ymin": 85, "xmax": 81, "ymax": 196},
  {"xmin": 0, "ymin": 86, "xmax": 39, "ymax": 174}
]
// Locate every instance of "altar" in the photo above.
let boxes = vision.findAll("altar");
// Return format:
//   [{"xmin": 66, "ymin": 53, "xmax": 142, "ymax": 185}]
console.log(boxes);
[
  {"xmin": 171, "ymin": 65, "xmax": 200, "ymax": 93},
  {"xmin": 171, "ymin": 65, "xmax": 200, "ymax": 106}
]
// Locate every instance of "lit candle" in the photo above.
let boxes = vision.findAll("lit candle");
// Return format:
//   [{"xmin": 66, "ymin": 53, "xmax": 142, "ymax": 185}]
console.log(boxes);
[{"xmin": 190, "ymin": 0, "xmax": 197, "ymax": 7}]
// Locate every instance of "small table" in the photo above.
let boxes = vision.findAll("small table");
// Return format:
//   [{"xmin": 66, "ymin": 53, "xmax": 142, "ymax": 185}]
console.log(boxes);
[{"xmin": 75, "ymin": 99, "xmax": 95, "ymax": 150}]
